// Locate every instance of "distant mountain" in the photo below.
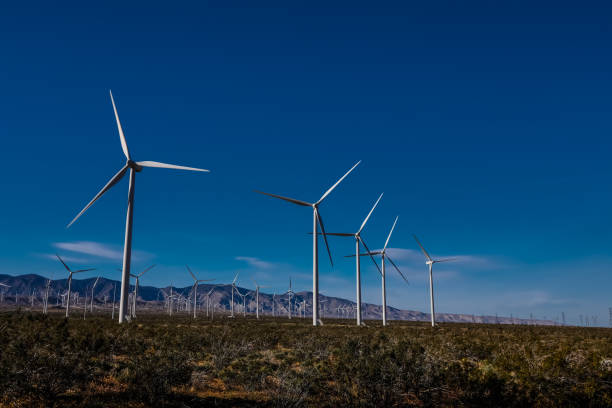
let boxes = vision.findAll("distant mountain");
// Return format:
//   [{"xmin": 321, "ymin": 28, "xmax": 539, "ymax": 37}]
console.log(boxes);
[{"xmin": 0, "ymin": 273, "xmax": 553, "ymax": 325}]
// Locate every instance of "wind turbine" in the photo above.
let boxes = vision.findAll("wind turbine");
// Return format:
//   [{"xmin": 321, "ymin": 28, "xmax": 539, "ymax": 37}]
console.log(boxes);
[
  {"xmin": 352, "ymin": 216, "xmax": 409, "ymax": 326},
  {"xmin": 67, "ymin": 91, "xmax": 209, "ymax": 324},
  {"xmin": 56, "ymin": 254, "xmax": 95, "ymax": 318},
  {"xmin": 252, "ymin": 280, "xmax": 269, "ymax": 319},
  {"xmin": 0, "ymin": 282, "xmax": 9, "ymax": 304},
  {"xmin": 413, "ymin": 235, "xmax": 456, "ymax": 327},
  {"xmin": 187, "ymin": 265, "xmax": 214, "ymax": 318},
  {"xmin": 286, "ymin": 277, "xmax": 295, "ymax": 319},
  {"xmin": 230, "ymin": 272, "xmax": 240, "ymax": 318},
  {"xmin": 90, "ymin": 276, "xmax": 100, "ymax": 313},
  {"xmin": 206, "ymin": 287, "xmax": 215, "ymax": 318},
  {"xmin": 320, "ymin": 193, "xmax": 383, "ymax": 326},
  {"xmin": 128, "ymin": 265, "xmax": 154, "ymax": 318},
  {"xmin": 255, "ymin": 161, "xmax": 361, "ymax": 326},
  {"xmin": 234, "ymin": 287, "xmax": 248, "ymax": 317},
  {"xmin": 43, "ymin": 279, "xmax": 52, "ymax": 314}
]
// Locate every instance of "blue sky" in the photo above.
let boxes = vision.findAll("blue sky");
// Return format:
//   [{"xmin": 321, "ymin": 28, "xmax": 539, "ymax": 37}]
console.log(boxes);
[{"xmin": 1, "ymin": 1, "xmax": 612, "ymax": 325}]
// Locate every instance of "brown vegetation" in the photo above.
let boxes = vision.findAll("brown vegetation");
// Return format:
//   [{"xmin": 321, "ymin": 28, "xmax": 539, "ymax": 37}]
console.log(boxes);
[{"xmin": 0, "ymin": 312, "xmax": 611, "ymax": 407}]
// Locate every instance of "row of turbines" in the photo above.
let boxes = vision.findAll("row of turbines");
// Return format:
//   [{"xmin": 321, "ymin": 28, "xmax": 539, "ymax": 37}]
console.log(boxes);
[
  {"xmin": 1, "ymin": 272, "xmax": 607, "ymax": 327},
  {"xmin": 61, "ymin": 91, "xmax": 452, "ymax": 327}
]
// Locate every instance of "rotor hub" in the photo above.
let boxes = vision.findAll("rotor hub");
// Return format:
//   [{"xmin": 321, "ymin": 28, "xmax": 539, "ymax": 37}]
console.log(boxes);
[{"xmin": 127, "ymin": 160, "xmax": 143, "ymax": 172}]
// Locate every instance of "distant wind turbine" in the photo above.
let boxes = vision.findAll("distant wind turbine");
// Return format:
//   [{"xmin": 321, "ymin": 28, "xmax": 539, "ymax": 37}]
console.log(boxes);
[
  {"xmin": 413, "ymin": 235, "xmax": 456, "ymax": 327},
  {"xmin": 130, "ymin": 265, "xmax": 155, "ymax": 318},
  {"xmin": 352, "ymin": 216, "xmax": 409, "ymax": 326},
  {"xmin": 230, "ymin": 272, "xmax": 240, "ymax": 318},
  {"xmin": 286, "ymin": 277, "xmax": 295, "ymax": 319},
  {"xmin": 322, "ymin": 193, "xmax": 383, "ymax": 326},
  {"xmin": 67, "ymin": 91, "xmax": 209, "ymax": 324},
  {"xmin": 187, "ymin": 265, "xmax": 214, "ymax": 318},
  {"xmin": 90, "ymin": 275, "xmax": 100, "ymax": 313},
  {"xmin": 252, "ymin": 280, "xmax": 269, "ymax": 319},
  {"xmin": 56, "ymin": 254, "xmax": 95, "ymax": 318},
  {"xmin": 255, "ymin": 161, "xmax": 361, "ymax": 326}
]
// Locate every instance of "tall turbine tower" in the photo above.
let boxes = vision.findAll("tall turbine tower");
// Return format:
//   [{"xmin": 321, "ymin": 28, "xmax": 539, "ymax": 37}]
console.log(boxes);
[
  {"xmin": 350, "ymin": 216, "xmax": 409, "ymax": 326},
  {"xmin": 321, "ymin": 193, "xmax": 384, "ymax": 326},
  {"xmin": 56, "ymin": 254, "xmax": 95, "ymax": 318},
  {"xmin": 67, "ymin": 91, "xmax": 209, "ymax": 323},
  {"xmin": 130, "ymin": 265, "xmax": 155, "ymax": 318},
  {"xmin": 413, "ymin": 235, "xmax": 455, "ymax": 327},
  {"xmin": 252, "ymin": 280, "xmax": 268, "ymax": 319},
  {"xmin": 230, "ymin": 272, "xmax": 240, "ymax": 318},
  {"xmin": 187, "ymin": 265, "xmax": 214, "ymax": 318},
  {"xmin": 256, "ymin": 161, "xmax": 361, "ymax": 326}
]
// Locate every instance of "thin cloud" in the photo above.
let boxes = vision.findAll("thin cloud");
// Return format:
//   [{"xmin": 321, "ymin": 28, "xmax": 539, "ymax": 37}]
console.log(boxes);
[
  {"xmin": 53, "ymin": 241, "xmax": 153, "ymax": 262},
  {"xmin": 502, "ymin": 290, "xmax": 576, "ymax": 308},
  {"xmin": 235, "ymin": 256, "xmax": 275, "ymax": 269},
  {"xmin": 385, "ymin": 248, "xmax": 502, "ymax": 269}
]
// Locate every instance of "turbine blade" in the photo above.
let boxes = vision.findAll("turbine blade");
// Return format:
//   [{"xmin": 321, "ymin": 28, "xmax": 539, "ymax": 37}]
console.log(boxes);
[
  {"xmin": 387, "ymin": 256, "xmax": 409, "ymax": 285},
  {"xmin": 344, "ymin": 251, "xmax": 381, "ymax": 258},
  {"xmin": 316, "ymin": 160, "xmax": 361, "ymax": 204},
  {"xmin": 359, "ymin": 237, "xmax": 382, "ymax": 275},
  {"xmin": 186, "ymin": 265, "xmax": 197, "ymax": 281},
  {"xmin": 72, "ymin": 268, "xmax": 95, "ymax": 273},
  {"xmin": 307, "ymin": 232, "xmax": 354, "ymax": 236},
  {"xmin": 67, "ymin": 165, "xmax": 128, "ymax": 228},
  {"xmin": 435, "ymin": 258, "xmax": 457, "ymax": 263},
  {"xmin": 232, "ymin": 271, "xmax": 240, "ymax": 284},
  {"xmin": 110, "ymin": 90, "xmax": 130, "ymax": 160},
  {"xmin": 383, "ymin": 216, "xmax": 399, "ymax": 251},
  {"xmin": 413, "ymin": 235, "xmax": 432, "ymax": 261},
  {"xmin": 137, "ymin": 161, "xmax": 209, "ymax": 172},
  {"xmin": 140, "ymin": 264, "xmax": 156, "ymax": 277},
  {"xmin": 55, "ymin": 254, "xmax": 71, "ymax": 272},
  {"xmin": 316, "ymin": 210, "xmax": 334, "ymax": 267},
  {"xmin": 254, "ymin": 190, "xmax": 311, "ymax": 207},
  {"xmin": 358, "ymin": 193, "xmax": 383, "ymax": 234}
]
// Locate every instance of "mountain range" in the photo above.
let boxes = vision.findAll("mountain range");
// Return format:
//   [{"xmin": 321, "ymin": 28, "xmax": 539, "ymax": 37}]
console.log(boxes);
[{"xmin": 0, "ymin": 273, "xmax": 553, "ymax": 325}]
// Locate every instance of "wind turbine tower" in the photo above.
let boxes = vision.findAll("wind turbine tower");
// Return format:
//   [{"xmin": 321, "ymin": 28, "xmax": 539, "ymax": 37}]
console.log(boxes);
[
  {"xmin": 56, "ymin": 254, "xmax": 95, "ymax": 318},
  {"xmin": 187, "ymin": 265, "xmax": 214, "ymax": 318},
  {"xmin": 256, "ymin": 161, "xmax": 361, "ymax": 326},
  {"xmin": 67, "ymin": 91, "xmax": 209, "ymax": 323},
  {"xmin": 322, "ymin": 193, "xmax": 383, "ymax": 326},
  {"xmin": 413, "ymin": 236, "xmax": 455, "ymax": 327}
]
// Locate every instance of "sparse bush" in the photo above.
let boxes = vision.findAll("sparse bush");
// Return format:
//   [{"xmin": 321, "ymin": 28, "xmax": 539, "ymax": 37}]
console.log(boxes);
[{"xmin": 0, "ymin": 312, "xmax": 611, "ymax": 407}]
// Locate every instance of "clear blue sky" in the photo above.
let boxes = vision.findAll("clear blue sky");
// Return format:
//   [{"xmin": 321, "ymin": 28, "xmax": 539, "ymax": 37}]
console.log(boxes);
[{"xmin": 1, "ymin": 1, "xmax": 611, "ymax": 325}]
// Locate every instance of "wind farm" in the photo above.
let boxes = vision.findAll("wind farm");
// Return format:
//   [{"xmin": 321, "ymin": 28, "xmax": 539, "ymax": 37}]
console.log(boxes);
[{"xmin": 2, "ymin": 1, "xmax": 612, "ymax": 407}]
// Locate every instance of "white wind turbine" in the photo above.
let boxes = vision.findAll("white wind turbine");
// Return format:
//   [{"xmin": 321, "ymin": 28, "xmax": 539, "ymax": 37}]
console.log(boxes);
[
  {"xmin": 205, "ymin": 287, "xmax": 215, "ymax": 318},
  {"xmin": 256, "ymin": 161, "xmax": 361, "ymax": 326},
  {"xmin": 56, "ymin": 254, "xmax": 95, "ymax": 318},
  {"xmin": 43, "ymin": 279, "xmax": 52, "ymax": 314},
  {"xmin": 129, "ymin": 265, "xmax": 155, "ymax": 318},
  {"xmin": 187, "ymin": 265, "xmax": 214, "ymax": 318},
  {"xmin": 0, "ymin": 282, "xmax": 9, "ymax": 304},
  {"xmin": 252, "ymin": 280, "xmax": 269, "ymax": 319},
  {"xmin": 234, "ymin": 287, "xmax": 248, "ymax": 317},
  {"xmin": 413, "ymin": 235, "xmax": 456, "ymax": 327},
  {"xmin": 286, "ymin": 277, "xmax": 295, "ymax": 319},
  {"xmin": 352, "ymin": 216, "xmax": 409, "ymax": 326},
  {"xmin": 230, "ymin": 272, "xmax": 240, "ymax": 318},
  {"xmin": 321, "ymin": 193, "xmax": 384, "ymax": 326},
  {"xmin": 90, "ymin": 276, "xmax": 100, "ymax": 313},
  {"xmin": 67, "ymin": 91, "xmax": 209, "ymax": 324}
]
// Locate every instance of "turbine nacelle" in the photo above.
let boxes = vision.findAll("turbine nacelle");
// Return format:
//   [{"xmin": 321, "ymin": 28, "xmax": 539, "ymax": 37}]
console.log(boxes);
[{"xmin": 127, "ymin": 160, "xmax": 143, "ymax": 172}]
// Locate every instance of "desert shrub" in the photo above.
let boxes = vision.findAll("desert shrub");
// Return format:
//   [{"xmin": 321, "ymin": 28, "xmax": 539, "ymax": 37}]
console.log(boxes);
[{"xmin": 117, "ymin": 347, "xmax": 192, "ymax": 404}]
